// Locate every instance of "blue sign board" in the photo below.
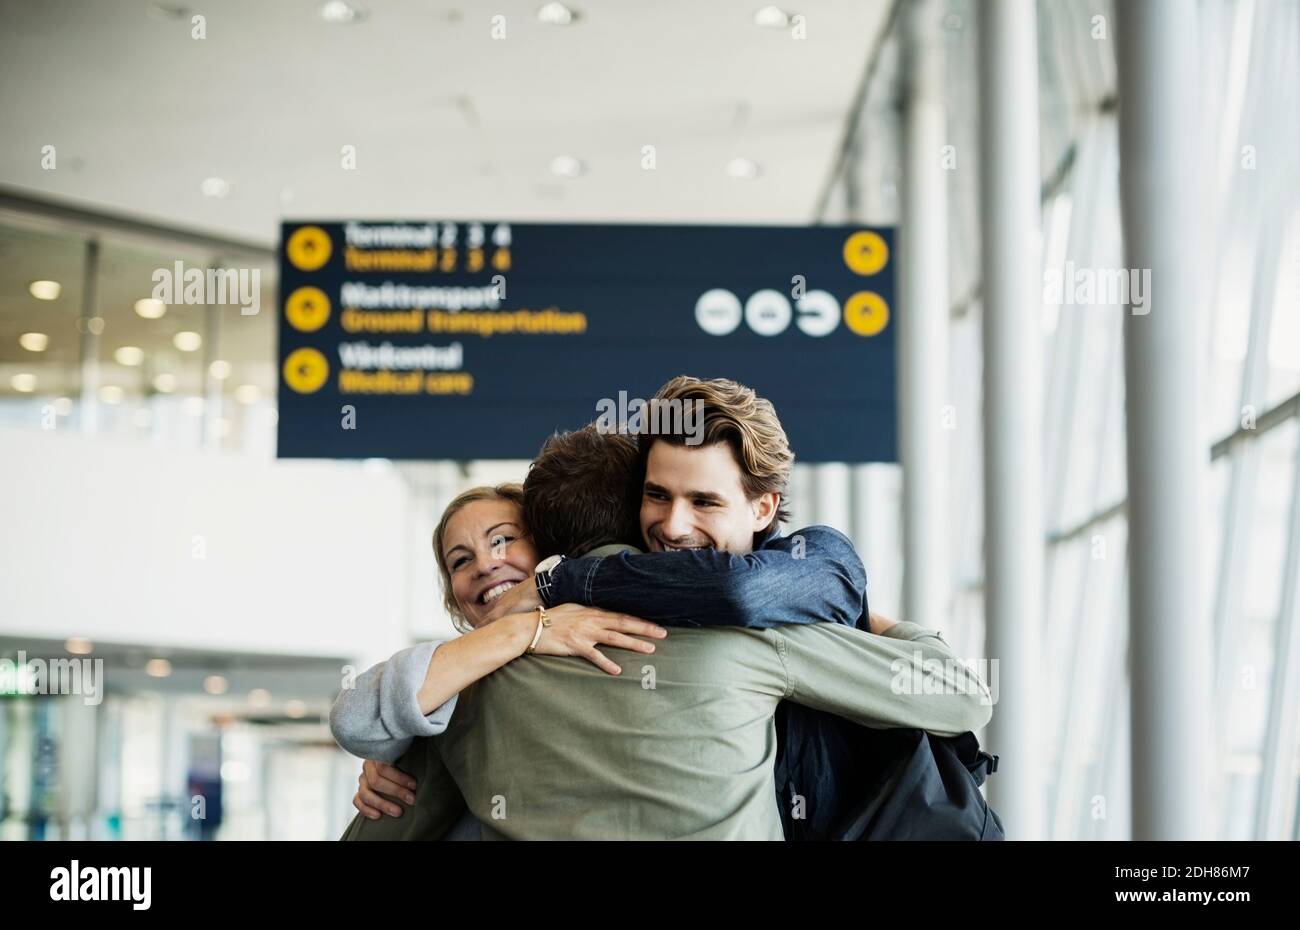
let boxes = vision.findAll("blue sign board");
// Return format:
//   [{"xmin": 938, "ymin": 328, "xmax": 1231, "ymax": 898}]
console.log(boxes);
[{"xmin": 277, "ymin": 221, "xmax": 896, "ymax": 462}]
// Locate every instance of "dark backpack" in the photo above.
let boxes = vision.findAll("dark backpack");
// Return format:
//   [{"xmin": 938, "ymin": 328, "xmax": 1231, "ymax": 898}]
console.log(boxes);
[
  {"xmin": 833, "ymin": 729, "xmax": 1003, "ymax": 841},
  {"xmin": 776, "ymin": 704, "xmax": 1003, "ymax": 841}
]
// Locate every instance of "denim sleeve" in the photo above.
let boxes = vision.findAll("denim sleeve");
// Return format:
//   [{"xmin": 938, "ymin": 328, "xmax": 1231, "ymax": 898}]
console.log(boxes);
[{"xmin": 543, "ymin": 524, "xmax": 867, "ymax": 629}]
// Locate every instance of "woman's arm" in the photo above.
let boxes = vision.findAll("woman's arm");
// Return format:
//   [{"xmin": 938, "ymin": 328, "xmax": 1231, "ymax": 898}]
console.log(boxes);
[
  {"xmin": 329, "ymin": 614, "xmax": 536, "ymax": 762},
  {"xmin": 331, "ymin": 607, "xmax": 668, "ymax": 762}
]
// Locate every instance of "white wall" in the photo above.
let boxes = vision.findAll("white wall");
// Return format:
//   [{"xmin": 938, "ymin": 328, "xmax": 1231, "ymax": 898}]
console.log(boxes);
[{"xmin": 0, "ymin": 427, "xmax": 432, "ymax": 667}]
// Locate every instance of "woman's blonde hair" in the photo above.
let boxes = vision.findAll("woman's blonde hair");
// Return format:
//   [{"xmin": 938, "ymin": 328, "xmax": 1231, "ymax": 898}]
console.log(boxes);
[{"xmin": 432, "ymin": 483, "xmax": 526, "ymax": 633}]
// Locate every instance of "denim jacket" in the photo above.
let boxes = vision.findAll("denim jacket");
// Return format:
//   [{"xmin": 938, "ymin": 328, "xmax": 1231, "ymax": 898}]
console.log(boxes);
[{"xmin": 540, "ymin": 524, "xmax": 871, "ymax": 632}]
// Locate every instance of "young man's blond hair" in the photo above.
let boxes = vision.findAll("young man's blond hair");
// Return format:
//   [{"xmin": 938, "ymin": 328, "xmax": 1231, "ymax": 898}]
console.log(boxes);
[{"xmin": 639, "ymin": 375, "xmax": 794, "ymax": 534}]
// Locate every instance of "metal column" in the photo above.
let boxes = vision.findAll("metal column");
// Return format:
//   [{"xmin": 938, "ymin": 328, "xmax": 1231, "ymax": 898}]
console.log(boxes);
[
  {"xmin": 898, "ymin": 0, "xmax": 950, "ymax": 630},
  {"xmin": 978, "ymin": 0, "xmax": 1046, "ymax": 840},
  {"xmin": 1115, "ymin": 0, "xmax": 1213, "ymax": 840}
]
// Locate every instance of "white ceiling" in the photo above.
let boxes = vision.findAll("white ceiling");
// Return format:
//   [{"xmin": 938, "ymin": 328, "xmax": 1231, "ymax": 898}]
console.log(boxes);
[{"xmin": 0, "ymin": 0, "xmax": 890, "ymax": 246}]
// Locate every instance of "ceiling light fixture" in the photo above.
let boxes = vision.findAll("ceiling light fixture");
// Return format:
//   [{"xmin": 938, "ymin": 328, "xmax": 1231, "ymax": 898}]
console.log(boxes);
[
  {"xmin": 29, "ymin": 280, "xmax": 61, "ymax": 300},
  {"xmin": 537, "ymin": 2, "xmax": 578, "ymax": 25},
  {"xmin": 200, "ymin": 176, "xmax": 231, "ymax": 198},
  {"xmin": 754, "ymin": 6, "xmax": 790, "ymax": 28},
  {"xmin": 320, "ymin": 0, "xmax": 366, "ymax": 24},
  {"xmin": 19, "ymin": 332, "xmax": 49, "ymax": 352},
  {"xmin": 114, "ymin": 346, "xmax": 145, "ymax": 366},
  {"xmin": 135, "ymin": 298, "xmax": 166, "ymax": 319},
  {"xmin": 145, "ymin": 658, "xmax": 172, "ymax": 678},
  {"xmin": 549, "ymin": 155, "xmax": 585, "ymax": 178}
]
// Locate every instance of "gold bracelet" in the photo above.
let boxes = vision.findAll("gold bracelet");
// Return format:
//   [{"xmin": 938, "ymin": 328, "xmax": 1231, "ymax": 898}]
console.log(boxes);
[{"xmin": 526, "ymin": 604, "xmax": 551, "ymax": 653}]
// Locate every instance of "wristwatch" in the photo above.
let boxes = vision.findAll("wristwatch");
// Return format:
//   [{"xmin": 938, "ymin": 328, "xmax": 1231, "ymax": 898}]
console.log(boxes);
[{"xmin": 534, "ymin": 554, "xmax": 567, "ymax": 607}]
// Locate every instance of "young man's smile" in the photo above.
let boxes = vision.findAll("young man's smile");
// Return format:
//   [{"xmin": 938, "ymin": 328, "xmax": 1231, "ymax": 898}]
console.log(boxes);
[{"xmin": 640, "ymin": 439, "xmax": 778, "ymax": 556}]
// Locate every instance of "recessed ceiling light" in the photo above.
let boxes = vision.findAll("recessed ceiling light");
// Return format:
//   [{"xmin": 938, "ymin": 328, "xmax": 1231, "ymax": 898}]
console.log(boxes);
[
  {"xmin": 320, "ymin": 0, "xmax": 366, "ymax": 24},
  {"xmin": 537, "ymin": 2, "xmax": 578, "ymax": 25},
  {"xmin": 209, "ymin": 359, "xmax": 231, "ymax": 380},
  {"xmin": 114, "ymin": 346, "xmax": 145, "ymax": 366},
  {"xmin": 11, "ymin": 373, "xmax": 37, "ymax": 393},
  {"xmin": 235, "ymin": 384, "xmax": 261, "ymax": 405},
  {"xmin": 204, "ymin": 675, "xmax": 229, "ymax": 695},
  {"xmin": 200, "ymin": 176, "xmax": 231, "ymax": 198},
  {"xmin": 65, "ymin": 638, "xmax": 94, "ymax": 655},
  {"xmin": 153, "ymin": 373, "xmax": 177, "ymax": 393},
  {"xmin": 286, "ymin": 700, "xmax": 307, "ymax": 718},
  {"xmin": 19, "ymin": 332, "xmax": 49, "ymax": 352},
  {"xmin": 173, "ymin": 331, "xmax": 202, "ymax": 352},
  {"xmin": 550, "ymin": 155, "xmax": 584, "ymax": 178},
  {"xmin": 29, "ymin": 280, "xmax": 61, "ymax": 300},
  {"xmin": 754, "ymin": 5, "xmax": 790, "ymax": 28},
  {"xmin": 135, "ymin": 298, "xmax": 166, "ymax": 319},
  {"xmin": 99, "ymin": 385, "xmax": 124, "ymax": 404},
  {"xmin": 725, "ymin": 157, "xmax": 761, "ymax": 179},
  {"xmin": 248, "ymin": 688, "xmax": 272, "ymax": 707},
  {"xmin": 145, "ymin": 658, "xmax": 172, "ymax": 678}
]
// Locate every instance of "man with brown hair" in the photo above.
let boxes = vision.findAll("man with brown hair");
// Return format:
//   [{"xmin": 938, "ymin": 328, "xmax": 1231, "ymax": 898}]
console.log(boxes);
[{"xmin": 522, "ymin": 426, "xmax": 643, "ymax": 558}]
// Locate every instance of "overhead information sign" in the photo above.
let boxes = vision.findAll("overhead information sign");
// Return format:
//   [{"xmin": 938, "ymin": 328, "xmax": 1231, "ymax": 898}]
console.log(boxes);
[{"xmin": 277, "ymin": 221, "xmax": 896, "ymax": 462}]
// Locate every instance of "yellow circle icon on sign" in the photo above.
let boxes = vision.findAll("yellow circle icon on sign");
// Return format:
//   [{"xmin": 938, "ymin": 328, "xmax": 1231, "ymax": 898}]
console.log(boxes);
[
  {"xmin": 844, "ymin": 292, "xmax": 890, "ymax": 337},
  {"xmin": 842, "ymin": 230, "xmax": 889, "ymax": 276},
  {"xmin": 286, "ymin": 226, "xmax": 333, "ymax": 271},
  {"xmin": 285, "ymin": 286, "xmax": 331, "ymax": 333},
  {"xmin": 283, "ymin": 347, "xmax": 330, "ymax": 394}
]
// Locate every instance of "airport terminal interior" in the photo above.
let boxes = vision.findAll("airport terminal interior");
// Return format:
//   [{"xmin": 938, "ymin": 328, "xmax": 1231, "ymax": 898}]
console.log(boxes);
[{"xmin": 1, "ymin": 0, "xmax": 1298, "ymax": 841}]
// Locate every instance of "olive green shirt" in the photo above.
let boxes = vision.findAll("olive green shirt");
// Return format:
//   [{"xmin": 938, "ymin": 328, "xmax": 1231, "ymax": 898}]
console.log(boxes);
[{"xmin": 341, "ymin": 620, "xmax": 991, "ymax": 841}]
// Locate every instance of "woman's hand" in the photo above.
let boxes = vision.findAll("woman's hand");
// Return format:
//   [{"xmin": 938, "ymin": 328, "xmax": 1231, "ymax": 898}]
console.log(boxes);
[
  {"xmin": 527, "ymin": 603, "xmax": 667, "ymax": 675},
  {"xmin": 352, "ymin": 759, "xmax": 417, "ymax": 820}
]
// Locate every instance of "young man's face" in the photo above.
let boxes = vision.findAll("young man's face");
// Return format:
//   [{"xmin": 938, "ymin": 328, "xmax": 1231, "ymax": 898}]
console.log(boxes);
[{"xmin": 640, "ymin": 440, "xmax": 778, "ymax": 556}]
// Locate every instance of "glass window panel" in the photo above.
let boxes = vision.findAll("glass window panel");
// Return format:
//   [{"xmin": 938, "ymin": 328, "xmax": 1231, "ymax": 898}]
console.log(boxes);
[
  {"xmin": 1265, "ymin": 213, "xmax": 1300, "ymax": 408},
  {"xmin": 1221, "ymin": 418, "xmax": 1297, "ymax": 838}
]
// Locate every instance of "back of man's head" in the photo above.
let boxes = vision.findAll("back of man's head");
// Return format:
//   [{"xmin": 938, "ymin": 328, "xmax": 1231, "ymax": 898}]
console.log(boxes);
[{"xmin": 524, "ymin": 425, "xmax": 644, "ymax": 557}]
